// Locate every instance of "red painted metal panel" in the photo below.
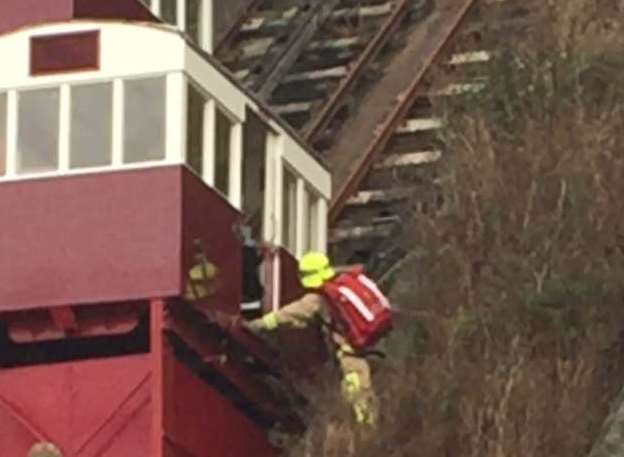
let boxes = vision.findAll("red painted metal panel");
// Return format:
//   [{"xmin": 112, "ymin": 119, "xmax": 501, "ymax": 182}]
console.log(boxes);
[
  {"xmin": 151, "ymin": 299, "xmax": 165, "ymax": 457},
  {"xmin": 73, "ymin": 0, "xmax": 158, "ymax": 23},
  {"xmin": 93, "ymin": 402, "xmax": 151, "ymax": 457},
  {"xmin": 0, "ymin": 167, "xmax": 182, "ymax": 312},
  {"xmin": 164, "ymin": 353, "xmax": 277, "ymax": 457},
  {"xmin": 0, "ymin": 0, "xmax": 157, "ymax": 37},
  {"xmin": 0, "ymin": 0, "xmax": 73, "ymax": 36},
  {"xmin": 6, "ymin": 302, "xmax": 142, "ymax": 343},
  {"xmin": 181, "ymin": 169, "xmax": 243, "ymax": 315},
  {"xmin": 31, "ymin": 31, "xmax": 100, "ymax": 76},
  {"xmin": 0, "ymin": 354, "xmax": 151, "ymax": 456}
]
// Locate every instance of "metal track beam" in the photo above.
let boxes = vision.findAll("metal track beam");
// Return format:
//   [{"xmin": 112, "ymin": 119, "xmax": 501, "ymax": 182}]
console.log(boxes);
[
  {"xmin": 214, "ymin": 0, "xmax": 263, "ymax": 56},
  {"xmin": 329, "ymin": 0, "xmax": 477, "ymax": 223},
  {"xmin": 303, "ymin": 0, "xmax": 411, "ymax": 142},
  {"xmin": 252, "ymin": 0, "xmax": 343, "ymax": 100}
]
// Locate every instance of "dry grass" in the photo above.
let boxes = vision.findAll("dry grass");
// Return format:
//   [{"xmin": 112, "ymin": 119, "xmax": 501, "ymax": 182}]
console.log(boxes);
[{"xmin": 286, "ymin": 1, "xmax": 624, "ymax": 456}]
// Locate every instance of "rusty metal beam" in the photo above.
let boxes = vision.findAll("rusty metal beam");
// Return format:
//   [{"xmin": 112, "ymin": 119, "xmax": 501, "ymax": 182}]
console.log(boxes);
[
  {"xmin": 303, "ymin": 0, "xmax": 411, "ymax": 143},
  {"xmin": 253, "ymin": 0, "xmax": 342, "ymax": 99},
  {"xmin": 329, "ymin": 0, "xmax": 477, "ymax": 223}
]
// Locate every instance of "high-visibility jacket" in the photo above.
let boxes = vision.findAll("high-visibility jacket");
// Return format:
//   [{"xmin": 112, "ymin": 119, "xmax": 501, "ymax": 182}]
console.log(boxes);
[{"xmin": 251, "ymin": 292, "xmax": 378, "ymax": 424}]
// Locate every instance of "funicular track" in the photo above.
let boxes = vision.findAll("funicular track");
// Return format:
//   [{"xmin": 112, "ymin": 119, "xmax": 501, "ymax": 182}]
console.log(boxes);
[
  {"xmin": 216, "ymin": 0, "xmax": 432, "ymax": 137},
  {"xmin": 325, "ymin": 0, "xmax": 536, "ymax": 273},
  {"xmin": 213, "ymin": 0, "xmax": 534, "ymax": 276}
]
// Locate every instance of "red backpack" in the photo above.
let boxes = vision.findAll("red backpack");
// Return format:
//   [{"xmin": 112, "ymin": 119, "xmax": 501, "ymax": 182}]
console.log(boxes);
[{"xmin": 322, "ymin": 268, "xmax": 393, "ymax": 350}]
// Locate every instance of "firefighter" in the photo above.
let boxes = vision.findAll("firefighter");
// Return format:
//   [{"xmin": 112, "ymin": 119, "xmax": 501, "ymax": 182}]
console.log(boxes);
[
  {"xmin": 28, "ymin": 442, "xmax": 63, "ymax": 457},
  {"xmin": 244, "ymin": 252, "xmax": 379, "ymax": 426}
]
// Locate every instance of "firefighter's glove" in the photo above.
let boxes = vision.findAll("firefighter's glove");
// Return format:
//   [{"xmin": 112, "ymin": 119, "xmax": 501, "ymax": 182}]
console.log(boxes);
[
  {"xmin": 242, "ymin": 319, "xmax": 264, "ymax": 335},
  {"xmin": 243, "ymin": 312, "xmax": 279, "ymax": 335}
]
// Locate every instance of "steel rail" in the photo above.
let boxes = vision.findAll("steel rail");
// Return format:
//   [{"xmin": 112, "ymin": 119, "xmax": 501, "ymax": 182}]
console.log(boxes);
[
  {"xmin": 328, "ymin": 0, "xmax": 477, "ymax": 223},
  {"xmin": 213, "ymin": 0, "xmax": 263, "ymax": 56},
  {"xmin": 252, "ymin": 0, "xmax": 342, "ymax": 99},
  {"xmin": 303, "ymin": 0, "xmax": 411, "ymax": 142}
]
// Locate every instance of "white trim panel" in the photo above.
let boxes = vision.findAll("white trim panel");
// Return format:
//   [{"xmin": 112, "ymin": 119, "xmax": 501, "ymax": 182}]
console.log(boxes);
[
  {"xmin": 280, "ymin": 135, "xmax": 331, "ymax": 199},
  {"xmin": 185, "ymin": 46, "xmax": 246, "ymax": 121},
  {"xmin": 0, "ymin": 22, "xmax": 185, "ymax": 91}
]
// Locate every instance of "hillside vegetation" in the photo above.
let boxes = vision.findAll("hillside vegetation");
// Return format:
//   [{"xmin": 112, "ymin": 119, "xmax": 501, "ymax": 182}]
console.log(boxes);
[{"xmin": 286, "ymin": 1, "xmax": 624, "ymax": 456}]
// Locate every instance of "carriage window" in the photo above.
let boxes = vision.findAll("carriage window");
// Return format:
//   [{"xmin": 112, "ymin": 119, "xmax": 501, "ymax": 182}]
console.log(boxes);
[
  {"xmin": 308, "ymin": 191, "xmax": 320, "ymax": 251},
  {"xmin": 187, "ymin": 0, "xmax": 203, "ymax": 44},
  {"xmin": 17, "ymin": 88, "xmax": 60, "ymax": 174},
  {"xmin": 161, "ymin": 0, "xmax": 178, "ymax": 25},
  {"xmin": 242, "ymin": 111, "xmax": 267, "ymax": 239},
  {"xmin": 282, "ymin": 167, "xmax": 297, "ymax": 252},
  {"xmin": 300, "ymin": 187, "xmax": 310, "ymax": 253},
  {"xmin": 123, "ymin": 77, "xmax": 166, "ymax": 164},
  {"xmin": 0, "ymin": 93, "xmax": 6, "ymax": 176},
  {"xmin": 186, "ymin": 82, "xmax": 205, "ymax": 176},
  {"xmin": 70, "ymin": 83, "xmax": 113, "ymax": 169},
  {"xmin": 214, "ymin": 108, "xmax": 231, "ymax": 195}
]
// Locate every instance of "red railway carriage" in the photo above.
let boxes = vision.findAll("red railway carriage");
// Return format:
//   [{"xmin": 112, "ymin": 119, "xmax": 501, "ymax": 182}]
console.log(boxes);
[{"xmin": 0, "ymin": 1, "xmax": 331, "ymax": 455}]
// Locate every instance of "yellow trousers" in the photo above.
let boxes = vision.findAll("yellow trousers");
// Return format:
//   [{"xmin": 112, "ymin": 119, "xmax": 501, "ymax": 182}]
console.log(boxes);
[{"xmin": 251, "ymin": 293, "xmax": 378, "ymax": 424}]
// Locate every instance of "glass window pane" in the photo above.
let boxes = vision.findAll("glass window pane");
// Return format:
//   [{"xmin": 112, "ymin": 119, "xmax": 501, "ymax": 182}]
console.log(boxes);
[
  {"xmin": 0, "ymin": 93, "xmax": 6, "ymax": 176},
  {"xmin": 187, "ymin": 0, "xmax": 202, "ymax": 44},
  {"xmin": 282, "ymin": 167, "xmax": 297, "ymax": 252},
  {"xmin": 17, "ymin": 88, "xmax": 59, "ymax": 174},
  {"xmin": 301, "ymin": 188, "xmax": 310, "ymax": 252},
  {"xmin": 214, "ymin": 108, "xmax": 231, "ymax": 195},
  {"xmin": 186, "ymin": 83, "xmax": 204, "ymax": 176},
  {"xmin": 242, "ymin": 111, "xmax": 266, "ymax": 239},
  {"xmin": 124, "ymin": 77, "xmax": 166, "ymax": 164},
  {"xmin": 161, "ymin": 0, "xmax": 177, "ymax": 25},
  {"xmin": 70, "ymin": 83, "xmax": 113, "ymax": 169},
  {"xmin": 308, "ymin": 191, "xmax": 319, "ymax": 251}
]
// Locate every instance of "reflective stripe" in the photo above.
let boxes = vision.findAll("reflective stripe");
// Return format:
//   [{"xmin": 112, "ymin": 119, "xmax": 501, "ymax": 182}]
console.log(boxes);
[
  {"xmin": 262, "ymin": 312, "xmax": 279, "ymax": 330},
  {"xmin": 354, "ymin": 400, "xmax": 375, "ymax": 425},
  {"xmin": 358, "ymin": 274, "xmax": 390, "ymax": 308},
  {"xmin": 354, "ymin": 403, "xmax": 367, "ymax": 423},
  {"xmin": 338, "ymin": 286, "xmax": 375, "ymax": 322},
  {"xmin": 343, "ymin": 372, "xmax": 361, "ymax": 394},
  {"xmin": 337, "ymin": 343, "xmax": 355, "ymax": 358}
]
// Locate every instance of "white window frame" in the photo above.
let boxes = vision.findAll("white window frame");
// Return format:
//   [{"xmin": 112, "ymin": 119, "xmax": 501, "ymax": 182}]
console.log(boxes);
[
  {"xmin": 66, "ymin": 80, "xmax": 116, "ymax": 170},
  {"xmin": 0, "ymin": 71, "xmax": 182, "ymax": 183},
  {"xmin": 148, "ymin": 0, "xmax": 214, "ymax": 52},
  {"xmin": 295, "ymin": 177, "xmax": 308, "ymax": 258},
  {"xmin": 279, "ymin": 162, "xmax": 299, "ymax": 255},
  {"xmin": 181, "ymin": 75, "xmax": 245, "ymax": 210},
  {"xmin": 306, "ymin": 188, "xmax": 325, "ymax": 253},
  {"xmin": 15, "ymin": 86, "xmax": 62, "ymax": 175}
]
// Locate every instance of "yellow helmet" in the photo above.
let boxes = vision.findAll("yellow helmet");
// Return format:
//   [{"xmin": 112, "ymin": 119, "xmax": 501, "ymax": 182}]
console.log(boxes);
[{"xmin": 299, "ymin": 252, "xmax": 335, "ymax": 289}]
